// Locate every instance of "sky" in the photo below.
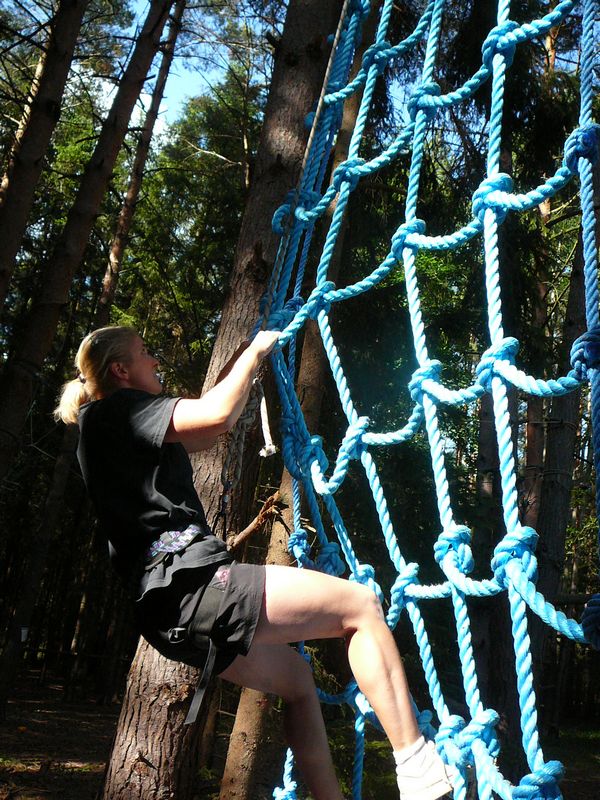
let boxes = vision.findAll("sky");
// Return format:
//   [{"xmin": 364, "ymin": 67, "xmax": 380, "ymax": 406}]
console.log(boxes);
[{"xmin": 130, "ymin": 0, "xmax": 217, "ymax": 125}]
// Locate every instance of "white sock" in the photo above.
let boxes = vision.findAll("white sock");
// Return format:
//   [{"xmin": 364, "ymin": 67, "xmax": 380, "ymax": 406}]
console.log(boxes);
[
  {"xmin": 393, "ymin": 735, "xmax": 427, "ymax": 766},
  {"xmin": 394, "ymin": 737, "xmax": 454, "ymax": 800}
]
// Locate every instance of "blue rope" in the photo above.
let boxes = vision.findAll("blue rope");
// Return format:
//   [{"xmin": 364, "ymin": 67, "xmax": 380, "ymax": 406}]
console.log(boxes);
[{"xmin": 257, "ymin": 0, "xmax": 600, "ymax": 797}]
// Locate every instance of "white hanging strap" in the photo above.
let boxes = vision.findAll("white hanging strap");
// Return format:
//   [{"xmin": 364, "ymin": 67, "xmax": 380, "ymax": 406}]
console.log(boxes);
[{"xmin": 259, "ymin": 391, "xmax": 277, "ymax": 458}]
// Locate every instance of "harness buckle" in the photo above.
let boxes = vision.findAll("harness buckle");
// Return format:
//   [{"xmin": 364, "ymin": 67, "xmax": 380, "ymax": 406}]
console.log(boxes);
[{"xmin": 167, "ymin": 627, "xmax": 188, "ymax": 644}]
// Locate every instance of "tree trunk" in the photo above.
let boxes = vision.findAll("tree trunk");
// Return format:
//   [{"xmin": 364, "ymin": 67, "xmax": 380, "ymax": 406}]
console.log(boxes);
[
  {"xmin": 0, "ymin": 0, "xmax": 91, "ymax": 311},
  {"xmin": 102, "ymin": 1, "xmax": 342, "ymax": 797},
  {"xmin": 532, "ymin": 160, "xmax": 600, "ymax": 723},
  {"xmin": 96, "ymin": 0, "xmax": 186, "ymax": 327},
  {"xmin": 190, "ymin": 0, "xmax": 344, "ymax": 519},
  {"xmin": 101, "ymin": 644, "xmax": 209, "ymax": 799},
  {"xmin": 218, "ymin": 2, "xmax": 372, "ymax": 790},
  {"xmin": 0, "ymin": 0, "xmax": 175, "ymax": 484},
  {"xmin": 471, "ymin": 208, "xmax": 526, "ymax": 778},
  {"xmin": 535, "ymin": 159, "xmax": 600, "ymax": 608},
  {"xmin": 522, "ymin": 396, "xmax": 545, "ymax": 529},
  {"xmin": 521, "ymin": 254, "xmax": 548, "ymax": 530}
]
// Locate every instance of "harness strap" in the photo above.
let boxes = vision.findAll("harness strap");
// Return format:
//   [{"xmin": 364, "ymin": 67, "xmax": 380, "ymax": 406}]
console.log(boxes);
[
  {"xmin": 183, "ymin": 581, "xmax": 228, "ymax": 725},
  {"xmin": 184, "ymin": 641, "xmax": 217, "ymax": 725}
]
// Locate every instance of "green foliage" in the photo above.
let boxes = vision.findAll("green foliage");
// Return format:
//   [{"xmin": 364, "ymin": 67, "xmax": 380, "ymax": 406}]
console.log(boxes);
[{"xmin": 112, "ymin": 64, "xmax": 263, "ymax": 393}]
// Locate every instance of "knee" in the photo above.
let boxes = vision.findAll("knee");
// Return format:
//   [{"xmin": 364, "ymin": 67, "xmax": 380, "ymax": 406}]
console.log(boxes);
[
  {"xmin": 284, "ymin": 650, "xmax": 318, "ymax": 704},
  {"xmin": 344, "ymin": 582, "xmax": 384, "ymax": 633}
]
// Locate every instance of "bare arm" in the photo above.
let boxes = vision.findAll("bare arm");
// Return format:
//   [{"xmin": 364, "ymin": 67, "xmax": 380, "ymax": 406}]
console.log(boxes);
[{"xmin": 164, "ymin": 330, "xmax": 279, "ymax": 452}]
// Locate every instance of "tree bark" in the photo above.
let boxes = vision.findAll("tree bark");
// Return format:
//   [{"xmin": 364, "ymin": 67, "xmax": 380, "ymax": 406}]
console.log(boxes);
[
  {"xmin": 101, "ymin": 644, "xmax": 209, "ymax": 799},
  {"xmin": 520, "ymin": 31, "xmax": 555, "ymax": 534},
  {"xmin": 521, "ymin": 254, "xmax": 548, "ymax": 530},
  {"xmin": 0, "ymin": 0, "xmax": 175, "ymax": 485},
  {"xmin": 102, "ymin": 1, "xmax": 342, "ymax": 798},
  {"xmin": 0, "ymin": 0, "xmax": 91, "ymax": 312},
  {"xmin": 218, "ymin": 2, "xmax": 372, "ymax": 791}
]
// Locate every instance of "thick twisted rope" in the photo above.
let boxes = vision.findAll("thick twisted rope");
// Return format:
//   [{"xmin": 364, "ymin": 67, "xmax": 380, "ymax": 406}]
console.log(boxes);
[{"xmin": 253, "ymin": 1, "xmax": 599, "ymax": 798}]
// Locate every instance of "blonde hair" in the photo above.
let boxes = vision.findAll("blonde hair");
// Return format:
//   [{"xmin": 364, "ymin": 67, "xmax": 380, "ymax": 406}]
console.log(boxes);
[{"xmin": 54, "ymin": 326, "xmax": 139, "ymax": 425}]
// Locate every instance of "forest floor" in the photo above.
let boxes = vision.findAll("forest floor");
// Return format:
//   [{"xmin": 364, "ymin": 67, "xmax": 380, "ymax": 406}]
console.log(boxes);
[
  {"xmin": 0, "ymin": 671, "xmax": 118, "ymax": 800},
  {"xmin": 0, "ymin": 670, "xmax": 599, "ymax": 799}
]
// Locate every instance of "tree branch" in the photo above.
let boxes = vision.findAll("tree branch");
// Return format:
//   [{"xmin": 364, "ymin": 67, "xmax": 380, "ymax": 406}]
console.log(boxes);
[{"xmin": 227, "ymin": 492, "xmax": 285, "ymax": 551}]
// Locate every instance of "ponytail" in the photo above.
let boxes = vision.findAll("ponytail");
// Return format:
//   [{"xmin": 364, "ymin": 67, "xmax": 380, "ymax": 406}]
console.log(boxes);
[{"xmin": 54, "ymin": 377, "xmax": 91, "ymax": 425}]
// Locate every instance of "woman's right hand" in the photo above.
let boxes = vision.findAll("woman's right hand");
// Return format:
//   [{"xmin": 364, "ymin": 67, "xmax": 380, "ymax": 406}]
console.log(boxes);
[
  {"xmin": 251, "ymin": 329, "xmax": 280, "ymax": 359},
  {"xmin": 167, "ymin": 329, "xmax": 281, "ymax": 452}
]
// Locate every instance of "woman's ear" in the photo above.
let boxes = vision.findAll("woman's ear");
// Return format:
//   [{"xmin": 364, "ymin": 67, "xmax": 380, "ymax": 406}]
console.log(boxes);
[{"xmin": 108, "ymin": 361, "xmax": 129, "ymax": 381}]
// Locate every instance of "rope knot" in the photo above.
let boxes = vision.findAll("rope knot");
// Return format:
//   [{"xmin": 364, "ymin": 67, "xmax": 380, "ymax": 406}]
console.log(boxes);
[
  {"xmin": 434, "ymin": 525, "xmax": 474, "ymax": 575},
  {"xmin": 332, "ymin": 157, "xmax": 366, "ymax": 192},
  {"xmin": 287, "ymin": 528, "xmax": 310, "ymax": 559},
  {"xmin": 350, "ymin": 0, "xmax": 372, "ymax": 20},
  {"xmin": 350, "ymin": 563, "xmax": 383, "ymax": 601},
  {"xmin": 475, "ymin": 337, "xmax": 519, "ymax": 389},
  {"xmin": 350, "ymin": 563, "xmax": 375, "ymax": 584},
  {"xmin": 569, "ymin": 327, "xmax": 600, "ymax": 381},
  {"xmin": 266, "ymin": 296, "xmax": 305, "ymax": 332},
  {"xmin": 391, "ymin": 218, "xmax": 426, "ymax": 260},
  {"xmin": 563, "ymin": 123, "xmax": 600, "ymax": 173},
  {"xmin": 284, "ymin": 295, "xmax": 305, "ymax": 314},
  {"xmin": 272, "ymin": 189, "xmax": 297, "ymax": 234},
  {"xmin": 513, "ymin": 761, "xmax": 564, "ymax": 800},
  {"xmin": 345, "ymin": 416, "xmax": 369, "ymax": 460},
  {"xmin": 409, "ymin": 359, "xmax": 442, "ymax": 403},
  {"xmin": 415, "ymin": 708, "xmax": 435, "ymax": 739},
  {"xmin": 316, "ymin": 541, "xmax": 346, "ymax": 576},
  {"xmin": 281, "ymin": 414, "xmax": 303, "ymax": 479},
  {"xmin": 436, "ymin": 715, "xmax": 468, "ymax": 769},
  {"xmin": 472, "ymin": 173, "xmax": 514, "ymax": 223},
  {"xmin": 306, "ymin": 281, "xmax": 335, "ymax": 318},
  {"xmin": 481, "ymin": 20, "xmax": 519, "ymax": 70},
  {"xmin": 407, "ymin": 81, "xmax": 441, "ymax": 121},
  {"xmin": 361, "ymin": 41, "xmax": 393, "ymax": 75},
  {"xmin": 294, "ymin": 189, "xmax": 323, "ymax": 223},
  {"xmin": 457, "ymin": 709, "xmax": 500, "ymax": 761},
  {"xmin": 266, "ymin": 309, "xmax": 292, "ymax": 331},
  {"xmin": 581, "ymin": 594, "xmax": 600, "ymax": 650},
  {"xmin": 303, "ymin": 434, "xmax": 328, "ymax": 474},
  {"xmin": 273, "ymin": 785, "xmax": 297, "ymax": 800},
  {"xmin": 389, "ymin": 563, "xmax": 419, "ymax": 616},
  {"xmin": 492, "ymin": 527, "xmax": 539, "ymax": 586}
]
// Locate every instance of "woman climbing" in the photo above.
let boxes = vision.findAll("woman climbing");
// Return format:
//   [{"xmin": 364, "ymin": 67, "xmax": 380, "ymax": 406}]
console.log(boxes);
[{"xmin": 55, "ymin": 324, "xmax": 454, "ymax": 800}]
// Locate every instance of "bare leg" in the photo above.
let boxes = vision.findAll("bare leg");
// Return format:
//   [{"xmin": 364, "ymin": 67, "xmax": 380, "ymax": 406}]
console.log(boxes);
[
  {"xmin": 248, "ymin": 564, "xmax": 420, "ymax": 751},
  {"xmin": 219, "ymin": 642, "xmax": 344, "ymax": 800},
  {"xmin": 220, "ymin": 566, "xmax": 453, "ymax": 799}
]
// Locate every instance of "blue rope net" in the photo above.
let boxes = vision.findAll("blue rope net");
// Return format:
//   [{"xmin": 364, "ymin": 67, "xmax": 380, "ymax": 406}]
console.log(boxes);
[{"xmin": 257, "ymin": 1, "xmax": 600, "ymax": 798}]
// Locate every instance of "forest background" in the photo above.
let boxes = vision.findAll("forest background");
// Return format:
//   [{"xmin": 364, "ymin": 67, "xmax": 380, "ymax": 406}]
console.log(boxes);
[{"xmin": 0, "ymin": 0, "xmax": 598, "ymax": 799}]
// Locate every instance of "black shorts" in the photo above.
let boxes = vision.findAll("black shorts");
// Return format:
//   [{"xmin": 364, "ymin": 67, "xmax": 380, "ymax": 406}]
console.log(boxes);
[{"xmin": 135, "ymin": 561, "xmax": 266, "ymax": 674}]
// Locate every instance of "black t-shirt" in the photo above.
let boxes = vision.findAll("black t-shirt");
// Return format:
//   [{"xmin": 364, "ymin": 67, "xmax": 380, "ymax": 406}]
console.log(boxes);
[{"xmin": 77, "ymin": 389, "xmax": 228, "ymax": 578}]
